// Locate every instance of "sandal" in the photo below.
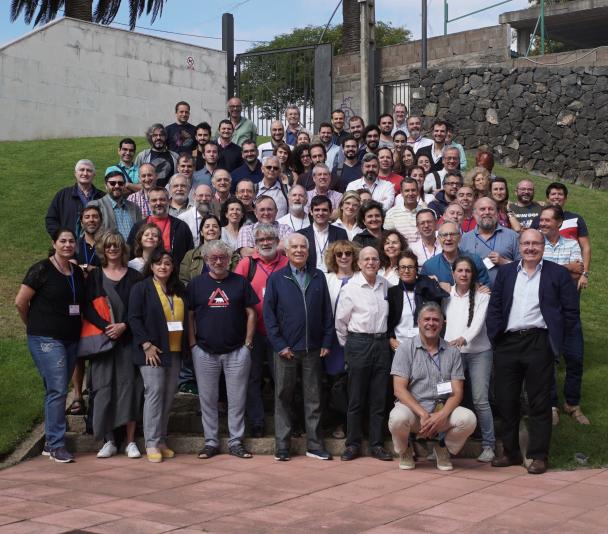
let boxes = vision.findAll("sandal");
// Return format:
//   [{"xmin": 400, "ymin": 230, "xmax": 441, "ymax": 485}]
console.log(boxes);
[
  {"xmin": 197, "ymin": 445, "xmax": 219, "ymax": 459},
  {"xmin": 229, "ymin": 444, "xmax": 252, "ymax": 459},
  {"xmin": 67, "ymin": 399, "xmax": 85, "ymax": 415},
  {"xmin": 563, "ymin": 403, "xmax": 590, "ymax": 425}
]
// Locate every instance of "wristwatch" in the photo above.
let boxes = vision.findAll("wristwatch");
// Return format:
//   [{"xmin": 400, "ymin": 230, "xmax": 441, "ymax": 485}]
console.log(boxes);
[
  {"xmin": 582, "ymin": 271, "xmax": 590, "ymax": 278},
  {"xmin": 244, "ymin": 341, "xmax": 254, "ymax": 350}
]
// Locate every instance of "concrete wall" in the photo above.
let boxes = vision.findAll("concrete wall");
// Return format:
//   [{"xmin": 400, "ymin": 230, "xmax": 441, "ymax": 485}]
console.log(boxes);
[{"xmin": 0, "ymin": 18, "xmax": 227, "ymax": 141}]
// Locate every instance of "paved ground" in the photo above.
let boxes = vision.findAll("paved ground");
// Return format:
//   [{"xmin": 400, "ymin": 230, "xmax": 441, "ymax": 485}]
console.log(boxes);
[{"xmin": 0, "ymin": 453, "xmax": 606, "ymax": 533}]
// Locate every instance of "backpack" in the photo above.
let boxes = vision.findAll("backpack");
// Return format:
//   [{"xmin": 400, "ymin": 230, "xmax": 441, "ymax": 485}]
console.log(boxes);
[{"xmin": 247, "ymin": 256, "xmax": 257, "ymax": 282}]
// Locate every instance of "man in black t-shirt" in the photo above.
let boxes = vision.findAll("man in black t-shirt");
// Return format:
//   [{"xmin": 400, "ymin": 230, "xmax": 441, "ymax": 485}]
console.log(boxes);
[
  {"xmin": 188, "ymin": 240, "xmax": 258, "ymax": 460},
  {"xmin": 134, "ymin": 124, "xmax": 179, "ymax": 188},
  {"xmin": 165, "ymin": 101, "xmax": 197, "ymax": 154}
]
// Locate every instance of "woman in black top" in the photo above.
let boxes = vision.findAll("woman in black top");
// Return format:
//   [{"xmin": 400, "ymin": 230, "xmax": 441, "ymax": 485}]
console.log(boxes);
[
  {"xmin": 353, "ymin": 200, "xmax": 385, "ymax": 250},
  {"xmin": 15, "ymin": 228, "xmax": 86, "ymax": 463}
]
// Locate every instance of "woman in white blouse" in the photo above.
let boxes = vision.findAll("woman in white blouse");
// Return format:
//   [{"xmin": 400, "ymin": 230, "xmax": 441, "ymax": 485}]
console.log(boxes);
[
  {"xmin": 332, "ymin": 191, "xmax": 364, "ymax": 240},
  {"xmin": 378, "ymin": 230, "xmax": 409, "ymax": 286},
  {"xmin": 444, "ymin": 256, "xmax": 495, "ymax": 463},
  {"xmin": 220, "ymin": 196, "xmax": 245, "ymax": 251}
]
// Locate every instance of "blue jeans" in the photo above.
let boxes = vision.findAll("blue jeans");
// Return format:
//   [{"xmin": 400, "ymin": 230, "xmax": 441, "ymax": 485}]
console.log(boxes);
[
  {"xmin": 28, "ymin": 335, "xmax": 78, "ymax": 449},
  {"xmin": 551, "ymin": 319, "xmax": 584, "ymax": 407},
  {"xmin": 462, "ymin": 350, "xmax": 495, "ymax": 449}
]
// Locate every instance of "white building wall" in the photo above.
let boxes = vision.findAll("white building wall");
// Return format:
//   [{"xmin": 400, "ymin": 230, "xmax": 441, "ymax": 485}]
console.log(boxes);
[{"xmin": 0, "ymin": 18, "xmax": 227, "ymax": 141}]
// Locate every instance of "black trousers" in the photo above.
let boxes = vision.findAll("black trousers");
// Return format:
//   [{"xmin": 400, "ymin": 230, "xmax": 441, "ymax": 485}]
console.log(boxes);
[
  {"xmin": 344, "ymin": 333, "xmax": 391, "ymax": 448},
  {"xmin": 493, "ymin": 329, "xmax": 553, "ymax": 461}
]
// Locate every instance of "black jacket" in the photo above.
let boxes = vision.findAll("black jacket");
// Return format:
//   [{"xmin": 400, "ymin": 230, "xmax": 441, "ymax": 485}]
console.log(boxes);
[
  {"xmin": 416, "ymin": 144, "xmax": 443, "ymax": 173},
  {"xmin": 45, "ymin": 184, "xmax": 105, "ymax": 236},
  {"xmin": 298, "ymin": 225, "xmax": 349, "ymax": 271}
]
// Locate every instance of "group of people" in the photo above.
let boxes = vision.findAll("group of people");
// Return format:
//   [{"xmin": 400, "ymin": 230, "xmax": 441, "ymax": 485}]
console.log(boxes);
[{"xmin": 16, "ymin": 98, "xmax": 589, "ymax": 476}]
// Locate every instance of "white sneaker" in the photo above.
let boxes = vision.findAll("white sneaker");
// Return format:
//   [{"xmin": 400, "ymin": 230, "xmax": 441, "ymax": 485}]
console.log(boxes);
[
  {"xmin": 398, "ymin": 446, "xmax": 415, "ymax": 470},
  {"xmin": 477, "ymin": 446, "xmax": 495, "ymax": 463},
  {"xmin": 433, "ymin": 443, "xmax": 453, "ymax": 471},
  {"xmin": 125, "ymin": 441, "xmax": 141, "ymax": 459},
  {"xmin": 97, "ymin": 441, "xmax": 117, "ymax": 458}
]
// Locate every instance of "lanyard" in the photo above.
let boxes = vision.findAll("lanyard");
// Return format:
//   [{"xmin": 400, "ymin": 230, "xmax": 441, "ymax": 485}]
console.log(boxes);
[
  {"xmin": 53, "ymin": 257, "xmax": 76, "ymax": 303},
  {"xmin": 404, "ymin": 287, "xmax": 415, "ymax": 316},
  {"xmin": 315, "ymin": 231, "xmax": 329, "ymax": 259},
  {"xmin": 475, "ymin": 232, "xmax": 497, "ymax": 252},
  {"xmin": 289, "ymin": 213, "xmax": 306, "ymax": 231},
  {"xmin": 428, "ymin": 350, "xmax": 441, "ymax": 373},
  {"xmin": 423, "ymin": 242, "xmax": 437, "ymax": 261},
  {"xmin": 150, "ymin": 216, "xmax": 170, "ymax": 238},
  {"xmin": 462, "ymin": 217, "xmax": 476, "ymax": 233},
  {"xmin": 441, "ymin": 254, "xmax": 455, "ymax": 285},
  {"xmin": 142, "ymin": 193, "xmax": 151, "ymax": 216},
  {"xmin": 156, "ymin": 280, "xmax": 175, "ymax": 318},
  {"xmin": 257, "ymin": 259, "xmax": 278, "ymax": 278},
  {"xmin": 83, "ymin": 242, "xmax": 96, "ymax": 265}
]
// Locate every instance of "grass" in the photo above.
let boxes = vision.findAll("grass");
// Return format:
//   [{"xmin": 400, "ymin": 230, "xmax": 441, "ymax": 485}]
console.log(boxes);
[{"xmin": 0, "ymin": 138, "xmax": 606, "ymax": 468}]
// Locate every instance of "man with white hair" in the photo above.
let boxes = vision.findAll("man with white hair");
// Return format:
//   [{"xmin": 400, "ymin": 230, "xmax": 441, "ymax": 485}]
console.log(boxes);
[
  {"xmin": 278, "ymin": 185, "xmax": 310, "ymax": 231},
  {"xmin": 255, "ymin": 156, "xmax": 288, "ymax": 218},
  {"xmin": 178, "ymin": 184, "xmax": 216, "ymax": 247},
  {"xmin": 284, "ymin": 104, "xmax": 302, "ymax": 146},
  {"xmin": 167, "ymin": 174, "xmax": 193, "ymax": 217},
  {"xmin": 306, "ymin": 164, "xmax": 342, "ymax": 214}
]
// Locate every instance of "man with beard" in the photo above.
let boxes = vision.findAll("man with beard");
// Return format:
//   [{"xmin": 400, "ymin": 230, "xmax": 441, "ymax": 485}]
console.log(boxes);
[
  {"xmin": 192, "ymin": 142, "xmax": 219, "ymax": 190},
  {"xmin": 235, "ymin": 179, "xmax": 257, "ymax": 225},
  {"xmin": 128, "ymin": 164, "xmax": 157, "ymax": 218},
  {"xmin": 284, "ymin": 105, "xmax": 302, "ymax": 146},
  {"xmin": 459, "ymin": 197, "xmax": 520, "ymax": 285},
  {"xmin": 349, "ymin": 115, "xmax": 365, "ymax": 149},
  {"xmin": 378, "ymin": 114, "xmax": 395, "ymax": 149},
  {"xmin": 88, "ymin": 168, "xmax": 141, "ymax": 240},
  {"xmin": 333, "ymin": 136, "xmax": 362, "ymax": 193},
  {"xmin": 135, "ymin": 124, "xmax": 179, "ymax": 187},
  {"xmin": 258, "ymin": 121, "xmax": 290, "ymax": 160},
  {"xmin": 192, "ymin": 122, "xmax": 212, "ymax": 171},
  {"xmin": 428, "ymin": 172, "xmax": 462, "ymax": 217},
  {"xmin": 278, "ymin": 185, "xmax": 310, "ymax": 231},
  {"xmin": 179, "ymin": 184, "xmax": 216, "ymax": 247},
  {"xmin": 331, "ymin": 109, "xmax": 349, "ymax": 146},
  {"xmin": 508, "ymin": 179, "xmax": 542, "ymax": 229},
  {"xmin": 227, "ymin": 96, "xmax": 257, "ymax": 146},
  {"xmin": 76, "ymin": 205, "xmax": 103, "ymax": 272},
  {"xmin": 168, "ymin": 174, "xmax": 193, "ymax": 217},
  {"xmin": 107, "ymin": 138, "xmax": 139, "ymax": 193},
  {"xmin": 318, "ymin": 122, "xmax": 340, "ymax": 170},
  {"xmin": 165, "ymin": 101, "xmax": 197, "ymax": 154},
  {"xmin": 217, "ymin": 119, "xmax": 244, "ymax": 172},
  {"xmin": 306, "ymin": 164, "xmax": 342, "ymax": 214},
  {"xmin": 406, "ymin": 115, "xmax": 432, "ymax": 153},
  {"xmin": 392, "ymin": 103, "xmax": 408, "ymax": 136},
  {"xmin": 231, "ymin": 140, "xmax": 264, "ymax": 192},
  {"xmin": 359, "ymin": 125, "xmax": 381, "ymax": 160},
  {"xmin": 416, "ymin": 120, "xmax": 447, "ymax": 173},
  {"xmin": 234, "ymin": 224, "xmax": 289, "ymax": 437},
  {"xmin": 346, "ymin": 153, "xmax": 395, "ymax": 212}
]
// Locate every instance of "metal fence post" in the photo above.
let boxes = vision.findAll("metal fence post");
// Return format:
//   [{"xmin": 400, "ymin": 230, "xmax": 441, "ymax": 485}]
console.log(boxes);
[{"xmin": 222, "ymin": 13, "xmax": 235, "ymax": 99}]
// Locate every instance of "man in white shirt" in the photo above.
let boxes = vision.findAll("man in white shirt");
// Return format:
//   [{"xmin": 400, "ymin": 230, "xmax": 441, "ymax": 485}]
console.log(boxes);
[
  {"xmin": 392, "ymin": 103, "xmax": 409, "ymax": 136},
  {"xmin": 406, "ymin": 115, "xmax": 433, "ymax": 153},
  {"xmin": 410, "ymin": 209, "xmax": 442, "ymax": 266},
  {"xmin": 178, "ymin": 184, "xmax": 214, "ymax": 247},
  {"xmin": 346, "ymin": 153, "xmax": 395, "ymax": 212},
  {"xmin": 384, "ymin": 178, "xmax": 424, "ymax": 244},
  {"xmin": 167, "ymin": 174, "xmax": 193, "ymax": 217},
  {"xmin": 278, "ymin": 185, "xmax": 310, "ymax": 232},
  {"xmin": 306, "ymin": 164, "xmax": 342, "ymax": 214},
  {"xmin": 258, "ymin": 121, "xmax": 290, "ymax": 160}
]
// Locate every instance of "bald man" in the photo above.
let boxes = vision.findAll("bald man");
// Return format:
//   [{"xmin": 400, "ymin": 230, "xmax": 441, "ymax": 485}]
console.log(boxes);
[{"xmin": 258, "ymin": 121, "xmax": 292, "ymax": 160}]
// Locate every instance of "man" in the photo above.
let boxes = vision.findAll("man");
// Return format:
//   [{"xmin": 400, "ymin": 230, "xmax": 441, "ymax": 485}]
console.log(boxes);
[
  {"xmin": 508, "ymin": 179, "xmax": 542, "ymax": 229},
  {"xmin": 227, "ymin": 96, "xmax": 257, "ymax": 146},
  {"xmin": 231, "ymin": 140, "xmax": 264, "ymax": 192},
  {"xmin": 454, "ymin": 185, "xmax": 476, "ymax": 232},
  {"xmin": 75, "ymin": 205, "xmax": 103, "ymax": 271},
  {"xmin": 487, "ymin": 229, "xmax": 580, "ymax": 474},
  {"xmin": 348, "ymin": 115, "xmax": 365, "ymax": 149},
  {"xmin": 331, "ymin": 109, "xmax": 348, "ymax": 146},
  {"xmin": 410, "ymin": 209, "xmax": 442, "ymax": 266},
  {"xmin": 258, "ymin": 121, "xmax": 289, "ymax": 160},
  {"xmin": 192, "ymin": 141, "xmax": 218, "ymax": 190},
  {"xmin": 167, "ymin": 174, "xmax": 193, "ymax": 217},
  {"xmin": 377, "ymin": 147, "xmax": 402, "ymax": 195},
  {"xmin": 135, "ymin": 124, "xmax": 179, "ymax": 187},
  {"xmin": 298, "ymin": 143, "xmax": 327, "ymax": 190},
  {"xmin": 88, "ymin": 168, "xmax": 141, "ymax": 240},
  {"xmin": 406, "ymin": 115, "xmax": 433, "ymax": 153},
  {"xmin": 236, "ymin": 196, "xmax": 293, "ymax": 257},
  {"xmin": 445, "ymin": 123, "xmax": 467, "ymax": 171},
  {"xmin": 45, "ymin": 159, "xmax": 105, "ymax": 236},
  {"xmin": 211, "ymin": 169, "xmax": 232, "ymax": 206},
  {"xmin": 278, "ymin": 185, "xmax": 310, "ymax": 231},
  {"xmin": 392, "ymin": 103, "xmax": 408, "ymax": 136},
  {"xmin": 360, "ymin": 125, "xmax": 381, "ymax": 159},
  {"xmin": 216, "ymin": 119, "xmax": 244, "ymax": 172},
  {"xmin": 531, "ymin": 181, "xmax": 591, "ymax": 290},
  {"xmin": 460, "ymin": 197, "xmax": 520, "ymax": 285},
  {"xmin": 421, "ymin": 221, "xmax": 491, "ymax": 288},
  {"xmin": 388, "ymin": 302, "xmax": 477, "ymax": 471},
  {"xmin": 346, "ymin": 153, "xmax": 395, "ymax": 212},
  {"xmin": 443, "ymin": 202, "xmax": 465, "ymax": 228},
  {"xmin": 428, "ymin": 172, "xmax": 462, "ymax": 217},
  {"xmin": 127, "ymin": 163, "xmax": 157, "ymax": 218},
  {"xmin": 306, "ymin": 164, "xmax": 342, "ymax": 214},
  {"xmin": 107, "ymin": 138, "xmax": 139, "ymax": 193},
  {"xmin": 298, "ymin": 195, "xmax": 348, "ymax": 272},
  {"xmin": 235, "ymin": 179, "xmax": 257, "ymax": 225},
  {"xmin": 264, "ymin": 233, "xmax": 334, "ymax": 461},
  {"xmin": 384, "ymin": 178, "xmax": 425, "ymax": 244},
  {"xmin": 416, "ymin": 119, "xmax": 447, "ymax": 173},
  {"xmin": 192, "ymin": 122, "xmax": 212, "ymax": 171},
  {"xmin": 332, "ymin": 136, "xmax": 362, "ymax": 193},
  {"xmin": 538, "ymin": 205, "xmax": 589, "ymax": 425},
  {"xmin": 424, "ymin": 146, "xmax": 461, "ymax": 194},
  {"xmin": 284, "ymin": 104, "xmax": 302, "ymax": 146},
  {"xmin": 127, "ymin": 187, "xmax": 193, "ymax": 267},
  {"xmin": 165, "ymin": 101, "xmax": 197, "ymax": 154},
  {"xmin": 378, "ymin": 113, "xmax": 395, "ymax": 149},
  {"xmin": 335, "ymin": 246, "xmax": 393, "ymax": 462},
  {"xmin": 318, "ymin": 122, "xmax": 340, "ymax": 170},
  {"xmin": 255, "ymin": 156, "xmax": 288, "ymax": 218},
  {"xmin": 234, "ymin": 225, "xmax": 289, "ymax": 437},
  {"xmin": 176, "ymin": 153, "xmax": 195, "ymax": 185},
  {"xmin": 179, "ymin": 184, "xmax": 214, "ymax": 247},
  {"xmin": 188, "ymin": 239, "xmax": 258, "ymax": 460}
]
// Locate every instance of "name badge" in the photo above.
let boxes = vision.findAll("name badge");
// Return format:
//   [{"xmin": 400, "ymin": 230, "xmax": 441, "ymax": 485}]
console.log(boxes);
[
  {"xmin": 69, "ymin": 304, "xmax": 80, "ymax": 316},
  {"xmin": 436, "ymin": 381, "xmax": 452, "ymax": 395},
  {"xmin": 483, "ymin": 256, "xmax": 495, "ymax": 270},
  {"xmin": 167, "ymin": 321, "xmax": 183, "ymax": 332},
  {"xmin": 405, "ymin": 327, "xmax": 419, "ymax": 338},
  {"xmin": 262, "ymin": 287, "xmax": 266, "ymax": 297}
]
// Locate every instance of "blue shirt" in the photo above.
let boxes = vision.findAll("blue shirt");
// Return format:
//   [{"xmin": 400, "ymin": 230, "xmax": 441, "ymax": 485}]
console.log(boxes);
[
  {"xmin": 289, "ymin": 263, "xmax": 308, "ymax": 289},
  {"xmin": 192, "ymin": 167, "xmax": 213, "ymax": 190},
  {"xmin": 111, "ymin": 198, "xmax": 134, "ymax": 241},
  {"xmin": 109, "ymin": 163, "xmax": 139, "ymax": 184},
  {"xmin": 420, "ymin": 250, "xmax": 491, "ymax": 288},
  {"xmin": 231, "ymin": 161, "xmax": 264, "ymax": 192}
]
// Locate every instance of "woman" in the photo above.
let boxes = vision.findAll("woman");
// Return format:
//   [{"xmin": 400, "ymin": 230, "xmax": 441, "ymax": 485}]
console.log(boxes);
[
  {"xmin": 129, "ymin": 249, "xmax": 189, "ymax": 463},
  {"xmin": 378, "ymin": 230, "xmax": 409, "ymax": 286},
  {"xmin": 416, "ymin": 153, "xmax": 433, "ymax": 176},
  {"xmin": 15, "ymin": 228, "xmax": 86, "ymax": 463},
  {"xmin": 401, "ymin": 145, "xmax": 416, "ymax": 177},
  {"xmin": 387, "ymin": 251, "xmax": 448, "ymax": 351},
  {"xmin": 128, "ymin": 223, "xmax": 162, "ymax": 272},
  {"xmin": 392, "ymin": 131, "xmax": 408, "ymax": 176},
  {"xmin": 84, "ymin": 231, "xmax": 143, "ymax": 460},
  {"xmin": 491, "ymin": 177, "xmax": 521, "ymax": 231},
  {"xmin": 296, "ymin": 131, "xmax": 311, "ymax": 146},
  {"xmin": 444, "ymin": 256, "xmax": 495, "ymax": 463},
  {"xmin": 410, "ymin": 165, "xmax": 435, "ymax": 204},
  {"xmin": 293, "ymin": 143, "xmax": 313, "ymax": 176},
  {"xmin": 353, "ymin": 200, "xmax": 384, "ymax": 250},
  {"xmin": 323, "ymin": 240, "xmax": 360, "ymax": 439},
  {"xmin": 465, "ymin": 166, "xmax": 491, "ymax": 199},
  {"xmin": 274, "ymin": 142, "xmax": 298, "ymax": 187},
  {"xmin": 220, "ymin": 197, "xmax": 245, "ymax": 251},
  {"xmin": 332, "ymin": 191, "xmax": 364, "ymax": 240}
]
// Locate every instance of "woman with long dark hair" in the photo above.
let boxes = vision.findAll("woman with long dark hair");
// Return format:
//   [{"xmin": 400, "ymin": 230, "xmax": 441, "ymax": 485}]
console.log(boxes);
[{"xmin": 292, "ymin": 143, "xmax": 313, "ymax": 176}]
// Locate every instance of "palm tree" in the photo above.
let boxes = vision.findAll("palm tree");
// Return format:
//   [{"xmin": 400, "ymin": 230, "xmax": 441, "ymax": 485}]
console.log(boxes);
[
  {"xmin": 342, "ymin": 0, "xmax": 360, "ymax": 54},
  {"xmin": 10, "ymin": 0, "xmax": 167, "ymax": 30}
]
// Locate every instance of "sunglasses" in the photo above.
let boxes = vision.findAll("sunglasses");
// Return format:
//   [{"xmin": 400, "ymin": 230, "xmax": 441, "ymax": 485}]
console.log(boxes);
[
  {"xmin": 107, "ymin": 181, "xmax": 125, "ymax": 187},
  {"xmin": 265, "ymin": 166, "xmax": 280, "ymax": 171},
  {"xmin": 335, "ymin": 251, "xmax": 353, "ymax": 258}
]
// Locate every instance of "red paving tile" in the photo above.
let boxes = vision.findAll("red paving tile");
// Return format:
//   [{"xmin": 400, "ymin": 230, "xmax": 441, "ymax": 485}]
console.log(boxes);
[
  {"xmin": 85, "ymin": 517, "xmax": 178, "ymax": 533},
  {"xmin": 383, "ymin": 512, "xmax": 476, "ymax": 533},
  {"xmin": 29, "ymin": 508, "xmax": 121, "ymax": 528}
]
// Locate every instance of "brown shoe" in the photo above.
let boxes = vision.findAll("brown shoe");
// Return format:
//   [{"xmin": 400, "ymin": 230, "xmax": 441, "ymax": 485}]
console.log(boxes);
[
  {"xmin": 491, "ymin": 453, "xmax": 523, "ymax": 468},
  {"xmin": 563, "ymin": 403, "xmax": 590, "ymax": 425},
  {"xmin": 527, "ymin": 459, "xmax": 548, "ymax": 474}
]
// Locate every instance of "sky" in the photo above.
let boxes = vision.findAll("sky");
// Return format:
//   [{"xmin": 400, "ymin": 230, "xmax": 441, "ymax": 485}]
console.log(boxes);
[{"xmin": 1, "ymin": 0, "xmax": 530, "ymax": 53}]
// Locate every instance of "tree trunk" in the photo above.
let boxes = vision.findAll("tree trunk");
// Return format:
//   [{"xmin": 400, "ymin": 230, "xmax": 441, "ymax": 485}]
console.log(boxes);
[
  {"xmin": 65, "ymin": 0, "xmax": 93, "ymax": 22},
  {"xmin": 342, "ymin": 0, "xmax": 360, "ymax": 54}
]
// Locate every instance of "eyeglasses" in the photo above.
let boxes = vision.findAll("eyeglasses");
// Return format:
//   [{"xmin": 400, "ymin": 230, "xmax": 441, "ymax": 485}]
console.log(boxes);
[
  {"xmin": 444, "ymin": 182, "xmax": 461, "ymax": 187},
  {"xmin": 265, "ymin": 166, "xmax": 280, "ymax": 171},
  {"xmin": 228, "ymin": 105, "xmax": 242, "ymax": 109},
  {"xmin": 255, "ymin": 236, "xmax": 277, "ymax": 243},
  {"xmin": 398, "ymin": 265, "xmax": 417, "ymax": 271},
  {"xmin": 521, "ymin": 241, "xmax": 544, "ymax": 247},
  {"xmin": 207, "ymin": 256, "xmax": 228, "ymax": 263},
  {"xmin": 438, "ymin": 232, "xmax": 460, "ymax": 238},
  {"xmin": 107, "ymin": 181, "xmax": 125, "ymax": 187},
  {"xmin": 335, "ymin": 251, "xmax": 353, "ymax": 258},
  {"xmin": 104, "ymin": 244, "xmax": 120, "ymax": 250}
]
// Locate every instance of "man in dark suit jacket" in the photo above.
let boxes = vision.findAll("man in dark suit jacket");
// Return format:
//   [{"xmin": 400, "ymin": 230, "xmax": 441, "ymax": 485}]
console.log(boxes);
[
  {"xmin": 297, "ymin": 195, "xmax": 348, "ymax": 272},
  {"xmin": 486, "ymin": 229, "xmax": 579, "ymax": 475}
]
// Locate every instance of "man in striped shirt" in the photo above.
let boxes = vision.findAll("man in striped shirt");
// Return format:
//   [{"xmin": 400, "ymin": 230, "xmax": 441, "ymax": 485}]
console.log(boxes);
[{"xmin": 384, "ymin": 178, "xmax": 425, "ymax": 244}]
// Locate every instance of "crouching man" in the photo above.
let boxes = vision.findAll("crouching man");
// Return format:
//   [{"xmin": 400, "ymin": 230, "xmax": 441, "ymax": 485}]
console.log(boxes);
[{"xmin": 388, "ymin": 302, "xmax": 476, "ymax": 471}]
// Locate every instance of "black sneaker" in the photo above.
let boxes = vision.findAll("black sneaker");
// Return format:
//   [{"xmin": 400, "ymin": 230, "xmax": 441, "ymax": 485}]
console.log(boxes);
[
  {"xmin": 306, "ymin": 449, "xmax": 333, "ymax": 460},
  {"xmin": 50, "ymin": 447, "xmax": 74, "ymax": 463},
  {"xmin": 274, "ymin": 449, "xmax": 291, "ymax": 461},
  {"xmin": 41, "ymin": 443, "xmax": 51, "ymax": 456},
  {"xmin": 340, "ymin": 446, "xmax": 360, "ymax": 461},
  {"xmin": 178, "ymin": 382, "xmax": 198, "ymax": 396},
  {"xmin": 370, "ymin": 446, "xmax": 393, "ymax": 461}
]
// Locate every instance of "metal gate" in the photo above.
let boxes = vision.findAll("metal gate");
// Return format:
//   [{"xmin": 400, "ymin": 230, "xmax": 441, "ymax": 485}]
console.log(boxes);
[
  {"xmin": 235, "ymin": 44, "xmax": 332, "ymax": 137},
  {"xmin": 375, "ymin": 79, "xmax": 410, "ymax": 118}
]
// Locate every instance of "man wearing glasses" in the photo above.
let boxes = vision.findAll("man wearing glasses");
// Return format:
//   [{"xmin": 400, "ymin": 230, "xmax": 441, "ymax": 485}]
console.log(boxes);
[
  {"xmin": 428, "ymin": 172, "xmax": 463, "ymax": 218},
  {"xmin": 255, "ymin": 156, "xmax": 288, "ymax": 218},
  {"xmin": 231, "ymin": 140, "xmax": 264, "ymax": 192},
  {"xmin": 508, "ymin": 179, "xmax": 542, "ymax": 229},
  {"xmin": 226, "ymin": 97, "xmax": 257, "ymax": 147}
]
